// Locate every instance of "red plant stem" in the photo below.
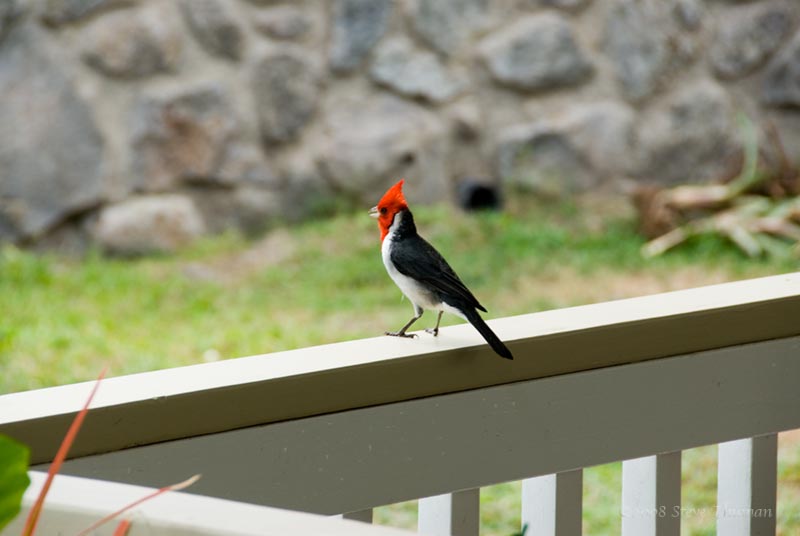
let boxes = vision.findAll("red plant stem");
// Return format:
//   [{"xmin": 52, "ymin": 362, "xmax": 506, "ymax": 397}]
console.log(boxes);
[
  {"xmin": 112, "ymin": 519, "xmax": 132, "ymax": 536},
  {"xmin": 20, "ymin": 367, "xmax": 107, "ymax": 536},
  {"xmin": 75, "ymin": 474, "xmax": 201, "ymax": 536}
]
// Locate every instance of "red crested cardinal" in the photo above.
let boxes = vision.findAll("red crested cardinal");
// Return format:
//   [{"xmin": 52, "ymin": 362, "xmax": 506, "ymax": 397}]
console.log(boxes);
[{"xmin": 369, "ymin": 179, "xmax": 514, "ymax": 360}]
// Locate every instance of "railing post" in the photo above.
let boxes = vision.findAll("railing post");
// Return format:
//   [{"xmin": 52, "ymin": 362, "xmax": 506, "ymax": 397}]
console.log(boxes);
[
  {"xmin": 418, "ymin": 489, "xmax": 479, "ymax": 536},
  {"xmin": 338, "ymin": 508, "xmax": 374, "ymax": 523},
  {"xmin": 717, "ymin": 434, "xmax": 777, "ymax": 536},
  {"xmin": 622, "ymin": 452, "xmax": 681, "ymax": 536},
  {"xmin": 521, "ymin": 470, "xmax": 583, "ymax": 535}
]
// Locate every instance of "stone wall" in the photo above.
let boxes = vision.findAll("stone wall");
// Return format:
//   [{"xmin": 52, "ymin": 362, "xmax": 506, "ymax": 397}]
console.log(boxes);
[{"xmin": 2, "ymin": 0, "xmax": 800, "ymax": 253}]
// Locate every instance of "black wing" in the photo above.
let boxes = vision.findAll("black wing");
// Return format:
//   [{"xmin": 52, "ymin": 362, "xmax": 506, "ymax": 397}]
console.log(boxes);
[{"xmin": 390, "ymin": 234, "xmax": 487, "ymax": 312}]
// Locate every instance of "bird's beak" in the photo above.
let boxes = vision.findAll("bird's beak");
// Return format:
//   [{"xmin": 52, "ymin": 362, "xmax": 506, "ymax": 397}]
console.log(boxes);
[{"xmin": 369, "ymin": 206, "xmax": 378, "ymax": 218}]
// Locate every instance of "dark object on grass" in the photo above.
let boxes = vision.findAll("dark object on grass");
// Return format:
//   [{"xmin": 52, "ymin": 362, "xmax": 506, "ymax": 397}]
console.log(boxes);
[{"xmin": 457, "ymin": 179, "xmax": 503, "ymax": 211}]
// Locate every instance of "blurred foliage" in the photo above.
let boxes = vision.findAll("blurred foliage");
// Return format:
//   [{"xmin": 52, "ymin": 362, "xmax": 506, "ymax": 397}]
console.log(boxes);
[{"xmin": 0, "ymin": 435, "xmax": 30, "ymax": 532}]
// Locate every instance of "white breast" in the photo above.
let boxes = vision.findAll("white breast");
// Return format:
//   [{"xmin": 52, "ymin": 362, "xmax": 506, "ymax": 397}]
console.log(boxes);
[{"xmin": 381, "ymin": 212, "xmax": 463, "ymax": 318}]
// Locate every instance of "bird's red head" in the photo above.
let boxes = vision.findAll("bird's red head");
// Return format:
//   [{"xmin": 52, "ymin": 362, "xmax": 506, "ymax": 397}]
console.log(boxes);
[{"xmin": 370, "ymin": 179, "xmax": 408, "ymax": 241}]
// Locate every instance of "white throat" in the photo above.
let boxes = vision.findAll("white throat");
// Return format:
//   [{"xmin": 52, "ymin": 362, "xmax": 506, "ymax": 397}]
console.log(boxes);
[{"xmin": 380, "ymin": 211, "xmax": 466, "ymax": 320}]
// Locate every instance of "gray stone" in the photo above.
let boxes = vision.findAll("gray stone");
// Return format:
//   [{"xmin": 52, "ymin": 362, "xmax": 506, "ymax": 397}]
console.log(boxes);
[
  {"xmin": 214, "ymin": 143, "xmax": 278, "ymax": 188},
  {"xmin": 673, "ymin": 0, "xmax": 704, "ymax": 30},
  {"xmin": 369, "ymin": 37, "xmax": 465, "ymax": 103},
  {"xmin": 494, "ymin": 102, "xmax": 635, "ymax": 196},
  {"xmin": 94, "ymin": 195, "xmax": 205, "ymax": 255},
  {"xmin": 496, "ymin": 123, "xmax": 594, "ymax": 196},
  {"xmin": 526, "ymin": 0, "xmax": 592, "ymax": 12},
  {"xmin": 478, "ymin": 13, "xmax": 593, "ymax": 92},
  {"xmin": 129, "ymin": 85, "xmax": 242, "ymax": 192},
  {"xmin": 188, "ymin": 186, "xmax": 282, "ymax": 235},
  {"xmin": 253, "ymin": 6, "xmax": 311, "ymax": 40},
  {"xmin": 411, "ymin": 0, "xmax": 488, "ymax": 56},
  {"xmin": 0, "ymin": 0, "xmax": 21, "ymax": 42},
  {"xmin": 710, "ymin": 0, "xmax": 795, "ymax": 79},
  {"xmin": 637, "ymin": 81, "xmax": 737, "ymax": 184},
  {"xmin": 0, "ymin": 24, "xmax": 105, "ymax": 242},
  {"xmin": 316, "ymin": 93, "xmax": 449, "ymax": 204},
  {"xmin": 179, "ymin": 0, "xmax": 243, "ymax": 61},
  {"xmin": 252, "ymin": 48, "xmax": 321, "ymax": 144},
  {"xmin": 231, "ymin": 188, "xmax": 283, "ymax": 233},
  {"xmin": 447, "ymin": 96, "xmax": 483, "ymax": 140},
  {"xmin": 556, "ymin": 101, "xmax": 637, "ymax": 178},
  {"xmin": 30, "ymin": 216, "xmax": 93, "ymax": 257},
  {"xmin": 604, "ymin": 0, "xmax": 692, "ymax": 101},
  {"xmin": 0, "ymin": 211, "xmax": 16, "ymax": 241},
  {"xmin": 279, "ymin": 152, "xmax": 335, "ymax": 221},
  {"xmin": 329, "ymin": 0, "xmax": 391, "ymax": 73},
  {"xmin": 40, "ymin": 0, "xmax": 131, "ymax": 26},
  {"xmin": 444, "ymin": 98, "xmax": 487, "ymax": 180},
  {"xmin": 763, "ymin": 32, "xmax": 800, "ymax": 106},
  {"xmin": 81, "ymin": 6, "xmax": 182, "ymax": 79}
]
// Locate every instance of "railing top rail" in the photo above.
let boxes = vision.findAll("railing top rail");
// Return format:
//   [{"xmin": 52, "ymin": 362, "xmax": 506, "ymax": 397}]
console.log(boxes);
[{"xmin": 3, "ymin": 272, "xmax": 800, "ymax": 464}]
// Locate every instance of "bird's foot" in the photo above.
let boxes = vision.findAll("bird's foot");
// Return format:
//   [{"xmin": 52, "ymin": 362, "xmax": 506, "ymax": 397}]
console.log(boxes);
[
  {"xmin": 425, "ymin": 328, "xmax": 439, "ymax": 337},
  {"xmin": 385, "ymin": 331, "xmax": 417, "ymax": 339}
]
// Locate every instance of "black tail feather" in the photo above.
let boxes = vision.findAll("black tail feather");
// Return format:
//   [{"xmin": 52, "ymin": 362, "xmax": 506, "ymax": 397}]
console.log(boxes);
[{"xmin": 464, "ymin": 309, "xmax": 514, "ymax": 360}]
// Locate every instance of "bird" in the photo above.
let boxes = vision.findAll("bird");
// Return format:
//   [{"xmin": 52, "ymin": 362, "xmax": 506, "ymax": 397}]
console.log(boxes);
[{"xmin": 369, "ymin": 179, "xmax": 514, "ymax": 360}]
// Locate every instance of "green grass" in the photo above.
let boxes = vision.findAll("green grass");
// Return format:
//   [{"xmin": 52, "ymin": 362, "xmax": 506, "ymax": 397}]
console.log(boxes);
[
  {"xmin": 1, "ymin": 194, "xmax": 798, "ymax": 534},
  {"xmin": 2, "ymin": 197, "xmax": 793, "ymax": 393}
]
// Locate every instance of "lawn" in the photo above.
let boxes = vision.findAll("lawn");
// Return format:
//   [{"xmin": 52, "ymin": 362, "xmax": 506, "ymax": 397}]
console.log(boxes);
[{"xmin": 1, "ymin": 193, "xmax": 798, "ymax": 534}]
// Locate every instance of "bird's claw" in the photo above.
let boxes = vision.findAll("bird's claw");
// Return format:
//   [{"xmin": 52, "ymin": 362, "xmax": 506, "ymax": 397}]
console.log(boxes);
[
  {"xmin": 425, "ymin": 328, "xmax": 439, "ymax": 337},
  {"xmin": 385, "ymin": 331, "xmax": 417, "ymax": 339}
]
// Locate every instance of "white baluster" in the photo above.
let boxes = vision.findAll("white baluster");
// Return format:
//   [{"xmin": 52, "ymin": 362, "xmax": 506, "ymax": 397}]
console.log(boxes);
[
  {"xmin": 521, "ymin": 470, "xmax": 583, "ymax": 535},
  {"xmin": 622, "ymin": 452, "xmax": 681, "ymax": 536},
  {"xmin": 718, "ymin": 434, "xmax": 777, "ymax": 536},
  {"xmin": 418, "ymin": 489, "xmax": 480, "ymax": 536}
]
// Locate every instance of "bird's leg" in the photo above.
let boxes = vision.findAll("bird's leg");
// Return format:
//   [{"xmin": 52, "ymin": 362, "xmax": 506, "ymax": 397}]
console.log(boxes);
[
  {"xmin": 426, "ymin": 311, "xmax": 443, "ymax": 337},
  {"xmin": 386, "ymin": 307, "xmax": 423, "ymax": 338}
]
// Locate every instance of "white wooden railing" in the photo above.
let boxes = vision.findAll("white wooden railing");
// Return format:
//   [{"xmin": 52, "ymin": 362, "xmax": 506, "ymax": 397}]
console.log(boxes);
[
  {"xmin": 2, "ymin": 273, "xmax": 800, "ymax": 535},
  {"xmin": 7, "ymin": 472, "xmax": 414, "ymax": 535}
]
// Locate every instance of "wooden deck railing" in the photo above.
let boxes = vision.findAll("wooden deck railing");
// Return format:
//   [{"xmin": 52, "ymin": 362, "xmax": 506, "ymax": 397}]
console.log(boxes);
[
  {"xmin": 7, "ymin": 472, "xmax": 415, "ymax": 535},
  {"xmin": 2, "ymin": 272, "xmax": 800, "ymax": 535}
]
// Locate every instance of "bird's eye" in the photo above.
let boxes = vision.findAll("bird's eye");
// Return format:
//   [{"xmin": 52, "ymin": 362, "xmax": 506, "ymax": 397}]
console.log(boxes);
[{"xmin": 379, "ymin": 207, "xmax": 387, "ymax": 215}]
